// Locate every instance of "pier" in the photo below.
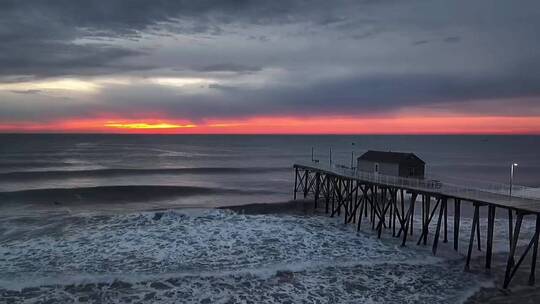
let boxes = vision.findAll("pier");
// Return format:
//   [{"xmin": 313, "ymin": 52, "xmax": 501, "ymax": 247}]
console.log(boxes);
[{"xmin": 292, "ymin": 162, "xmax": 540, "ymax": 288}]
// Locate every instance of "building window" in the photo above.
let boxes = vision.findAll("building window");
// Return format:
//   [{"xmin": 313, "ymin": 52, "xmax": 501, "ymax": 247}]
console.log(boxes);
[
  {"xmin": 409, "ymin": 167, "xmax": 415, "ymax": 176},
  {"xmin": 374, "ymin": 163, "xmax": 379, "ymax": 173}
]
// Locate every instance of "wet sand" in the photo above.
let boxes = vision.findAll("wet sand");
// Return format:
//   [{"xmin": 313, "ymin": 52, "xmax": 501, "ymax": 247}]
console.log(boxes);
[{"xmin": 223, "ymin": 199, "xmax": 540, "ymax": 304}]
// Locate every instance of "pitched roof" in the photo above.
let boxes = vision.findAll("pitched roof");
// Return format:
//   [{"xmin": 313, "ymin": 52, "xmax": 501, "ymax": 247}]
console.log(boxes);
[{"xmin": 357, "ymin": 150, "xmax": 425, "ymax": 165}]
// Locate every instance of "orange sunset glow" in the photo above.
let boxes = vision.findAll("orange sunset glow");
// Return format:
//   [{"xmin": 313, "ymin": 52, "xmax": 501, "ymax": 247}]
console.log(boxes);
[
  {"xmin": 104, "ymin": 122, "xmax": 196, "ymax": 129},
  {"xmin": 1, "ymin": 115, "xmax": 540, "ymax": 134}
]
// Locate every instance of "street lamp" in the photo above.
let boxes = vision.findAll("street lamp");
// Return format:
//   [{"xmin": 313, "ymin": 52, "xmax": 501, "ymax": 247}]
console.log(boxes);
[{"xmin": 510, "ymin": 163, "xmax": 518, "ymax": 197}]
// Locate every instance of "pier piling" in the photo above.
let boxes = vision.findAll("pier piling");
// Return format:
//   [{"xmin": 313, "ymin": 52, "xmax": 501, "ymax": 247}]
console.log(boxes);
[{"xmin": 292, "ymin": 163, "xmax": 540, "ymax": 289}]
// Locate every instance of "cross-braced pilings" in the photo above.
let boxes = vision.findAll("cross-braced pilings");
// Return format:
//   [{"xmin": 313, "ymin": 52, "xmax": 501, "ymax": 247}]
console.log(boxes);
[{"xmin": 293, "ymin": 164, "xmax": 540, "ymax": 289}]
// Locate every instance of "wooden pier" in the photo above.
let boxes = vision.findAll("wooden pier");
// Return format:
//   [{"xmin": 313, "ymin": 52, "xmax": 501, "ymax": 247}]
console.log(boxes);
[{"xmin": 292, "ymin": 163, "xmax": 540, "ymax": 288}]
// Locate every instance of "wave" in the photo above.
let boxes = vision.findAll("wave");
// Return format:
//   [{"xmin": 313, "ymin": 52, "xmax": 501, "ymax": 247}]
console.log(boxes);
[
  {"xmin": 0, "ymin": 185, "xmax": 275, "ymax": 205},
  {"xmin": 0, "ymin": 209, "xmax": 486, "ymax": 303},
  {"xmin": 0, "ymin": 166, "xmax": 290, "ymax": 181}
]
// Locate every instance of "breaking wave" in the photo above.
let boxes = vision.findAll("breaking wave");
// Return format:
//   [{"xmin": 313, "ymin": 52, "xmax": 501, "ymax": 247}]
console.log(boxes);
[
  {"xmin": 0, "ymin": 209, "xmax": 488, "ymax": 303},
  {"xmin": 0, "ymin": 185, "xmax": 276, "ymax": 205}
]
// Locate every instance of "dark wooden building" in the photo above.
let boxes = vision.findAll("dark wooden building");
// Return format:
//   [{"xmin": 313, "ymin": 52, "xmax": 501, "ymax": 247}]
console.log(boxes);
[{"xmin": 357, "ymin": 150, "xmax": 425, "ymax": 179}]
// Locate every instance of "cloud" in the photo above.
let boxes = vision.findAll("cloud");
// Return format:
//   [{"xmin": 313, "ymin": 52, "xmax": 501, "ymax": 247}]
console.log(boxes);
[
  {"xmin": 193, "ymin": 63, "xmax": 262, "ymax": 73},
  {"xmin": 0, "ymin": 0, "xmax": 372, "ymax": 78},
  {"xmin": 9, "ymin": 89, "xmax": 42, "ymax": 95},
  {"xmin": 0, "ymin": 0, "xmax": 540, "ymax": 126},
  {"xmin": 443, "ymin": 36, "xmax": 461, "ymax": 43}
]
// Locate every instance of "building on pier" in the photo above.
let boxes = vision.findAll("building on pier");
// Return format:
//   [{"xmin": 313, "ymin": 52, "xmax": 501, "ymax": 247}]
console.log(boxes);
[{"xmin": 357, "ymin": 150, "xmax": 425, "ymax": 179}]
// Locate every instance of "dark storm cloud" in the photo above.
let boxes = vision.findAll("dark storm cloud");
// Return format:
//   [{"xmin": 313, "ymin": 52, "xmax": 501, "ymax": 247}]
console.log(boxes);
[
  {"xmin": 0, "ymin": 41, "xmax": 149, "ymax": 78},
  {"xmin": 0, "ymin": 0, "xmax": 356, "ymax": 78},
  {"xmin": 150, "ymin": 72, "xmax": 540, "ymax": 119}
]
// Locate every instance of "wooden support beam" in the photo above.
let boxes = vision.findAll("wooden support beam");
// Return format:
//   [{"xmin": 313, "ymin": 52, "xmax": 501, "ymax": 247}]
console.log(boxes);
[
  {"xmin": 454, "ymin": 199, "xmax": 461, "ymax": 251},
  {"xmin": 503, "ymin": 211, "xmax": 526, "ymax": 289},
  {"xmin": 466, "ymin": 202, "xmax": 480, "ymax": 271},
  {"xmin": 330, "ymin": 178, "xmax": 348, "ymax": 217},
  {"xmin": 432, "ymin": 197, "xmax": 447, "ymax": 255},
  {"xmin": 529, "ymin": 214, "xmax": 540, "ymax": 285},
  {"xmin": 395, "ymin": 192, "xmax": 407, "ymax": 238},
  {"xmin": 371, "ymin": 186, "xmax": 377, "ymax": 230},
  {"xmin": 376, "ymin": 195, "xmax": 393, "ymax": 238},
  {"xmin": 410, "ymin": 193, "xmax": 415, "ymax": 236},
  {"xmin": 401, "ymin": 192, "xmax": 418, "ymax": 246},
  {"xmin": 331, "ymin": 181, "xmax": 335, "ymax": 216},
  {"xmin": 346, "ymin": 182, "xmax": 362, "ymax": 224},
  {"xmin": 424, "ymin": 195, "xmax": 431, "ymax": 245},
  {"xmin": 325, "ymin": 175, "xmax": 331, "ymax": 214},
  {"xmin": 508, "ymin": 209, "xmax": 514, "ymax": 252},
  {"xmin": 509, "ymin": 229, "xmax": 538, "ymax": 286},
  {"xmin": 365, "ymin": 186, "xmax": 369, "ymax": 218},
  {"xmin": 344, "ymin": 179, "xmax": 352, "ymax": 224},
  {"xmin": 400, "ymin": 189, "xmax": 405, "ymax": 219},
  {"xmin": 303, "ymin": 169, "xmax": 309, "ymax": 198},
  {"xmin": 371, "ymin": 187, "xmax": 389, "ymax": 230},
  {"xmin": 476, "ymin": 208, "xmax": 482, "ymax": 251},
  {"xmin": 443, "ymin": 197, "xmax": 448, "ymax": 243},
  {"xmin": 314, "ymin": 172, "xmax": 321, "ymax": 209},
  {"xmin": 357, "ymin": 194, "xmax": 366, "ymax": 232},
  {"xmin": 503, "ymin": 212, "xmax": 523, "ymax": 288},
  {"xmin": 293, "ymin": 167, "xmax": 298, "ymax": 200},
  {"xmin": 352, "ymin": 181, "xmax": 359, "ymax": 224},
  {"xmin": 336, "ymin": 178, "xmax": 342, "ymax": 216},
  {"xmin": 486, "ymin": 205, "xmax": 496, "ymax": 269},
  {"xmin": 392, "ymin": 189, "xmax": 397, "ymax": 237},
  {"xmin": 417, "ymin": 197, "xmax": 440, "ymax": 246}
]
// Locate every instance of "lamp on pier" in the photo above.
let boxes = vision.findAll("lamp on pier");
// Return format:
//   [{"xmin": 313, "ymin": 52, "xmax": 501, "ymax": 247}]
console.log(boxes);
[{"xmin": 510, "ymin": 163, "xmax": 518, "ymax": 197}]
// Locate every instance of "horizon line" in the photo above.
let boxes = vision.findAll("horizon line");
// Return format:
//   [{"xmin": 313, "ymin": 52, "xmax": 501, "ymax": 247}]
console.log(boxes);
[{"xmin": 0, "ymin": 132, "xmax": 538, "ymax": 136}]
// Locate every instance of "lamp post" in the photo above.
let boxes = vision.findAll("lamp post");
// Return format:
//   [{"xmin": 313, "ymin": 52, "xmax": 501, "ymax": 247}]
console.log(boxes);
[{"xmin": 510, "ymin": 163, "xmax": 518, "ymax": 197}]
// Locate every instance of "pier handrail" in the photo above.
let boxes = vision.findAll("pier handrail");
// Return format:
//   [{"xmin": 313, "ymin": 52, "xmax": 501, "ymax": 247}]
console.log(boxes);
[{"xmin": 296, "ymin": 161, "xmax": 540, "ymax": 201}]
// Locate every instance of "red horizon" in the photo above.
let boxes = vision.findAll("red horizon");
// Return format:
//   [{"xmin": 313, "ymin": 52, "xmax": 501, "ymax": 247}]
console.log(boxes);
[{"xmin": 1, "ymin": 115, "xmax": 540, "ymax": 135}]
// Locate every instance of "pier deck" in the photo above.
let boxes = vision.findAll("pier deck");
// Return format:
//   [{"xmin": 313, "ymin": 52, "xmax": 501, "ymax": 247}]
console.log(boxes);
[{"xmin": 293, "ymin": 162, "xmax": 540, "ymax": 289}]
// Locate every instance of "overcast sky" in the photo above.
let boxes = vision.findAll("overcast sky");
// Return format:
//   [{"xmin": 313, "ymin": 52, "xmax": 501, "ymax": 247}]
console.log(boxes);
[{"xmin": 1, "ymin": 0, "xmax": 539, "ymax": 133}]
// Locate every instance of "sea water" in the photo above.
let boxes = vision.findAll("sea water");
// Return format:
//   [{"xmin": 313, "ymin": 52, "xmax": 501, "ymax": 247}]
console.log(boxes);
[{"xmin": 0, "ymin": 134, "xmax": 539, "ymax": 303}]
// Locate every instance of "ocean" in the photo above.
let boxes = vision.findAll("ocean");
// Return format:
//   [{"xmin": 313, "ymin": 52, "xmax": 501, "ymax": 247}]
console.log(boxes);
[{"xmin": 1, "ymin": 134, "xmax": 539, "ymax": 303}]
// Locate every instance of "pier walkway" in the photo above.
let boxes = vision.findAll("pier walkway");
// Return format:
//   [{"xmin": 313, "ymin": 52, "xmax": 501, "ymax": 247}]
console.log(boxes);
[{"xmin": 293, "ymin": 162, "xmax": 540, "ymax": 288}]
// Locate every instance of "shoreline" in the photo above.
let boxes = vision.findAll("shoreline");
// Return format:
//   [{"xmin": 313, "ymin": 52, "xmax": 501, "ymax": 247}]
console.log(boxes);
[{"xmin": 221, "ymin": 199, "xmax": 540, "ymax": 303}]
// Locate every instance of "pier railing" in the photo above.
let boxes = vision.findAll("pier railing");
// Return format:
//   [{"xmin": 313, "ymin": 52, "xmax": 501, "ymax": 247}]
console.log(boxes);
[{"xmin": 298, "ymin": 161, "xmax": 540, "ymax": 201}]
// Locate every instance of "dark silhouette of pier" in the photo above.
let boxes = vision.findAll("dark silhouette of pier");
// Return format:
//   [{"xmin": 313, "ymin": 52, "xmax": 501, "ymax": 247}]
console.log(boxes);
[{"xmin": 292, "ymin": 162, "xmax": 540, "ymax": 288}]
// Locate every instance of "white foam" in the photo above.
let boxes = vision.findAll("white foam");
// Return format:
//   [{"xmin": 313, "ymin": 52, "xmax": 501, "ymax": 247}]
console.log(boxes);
[{"xmin": 0, "ymin": 209, "xmax": 490, "ymax": 303}]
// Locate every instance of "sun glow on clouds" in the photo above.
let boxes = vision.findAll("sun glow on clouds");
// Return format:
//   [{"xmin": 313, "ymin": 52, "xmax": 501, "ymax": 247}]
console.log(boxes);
[
  {"xmin": 0, "ymin": 78, "xmax": 99, "ymax": 93},
  {"xmin": 104, "ymin": 122, "xmax": 196, "ymax": 129},
  {"xmin": 149, "ymin": 77, "xmax": 215, "ymax": 87},
  {"xmin": 0, "ymin": 76, "xmax": 217, "ymax": 94}
]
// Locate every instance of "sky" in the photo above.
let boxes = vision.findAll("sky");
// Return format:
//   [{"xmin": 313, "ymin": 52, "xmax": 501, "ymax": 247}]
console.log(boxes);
[{"xmin": 0, "ymin": 0, "xmax": 539, "ymax": 134}]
